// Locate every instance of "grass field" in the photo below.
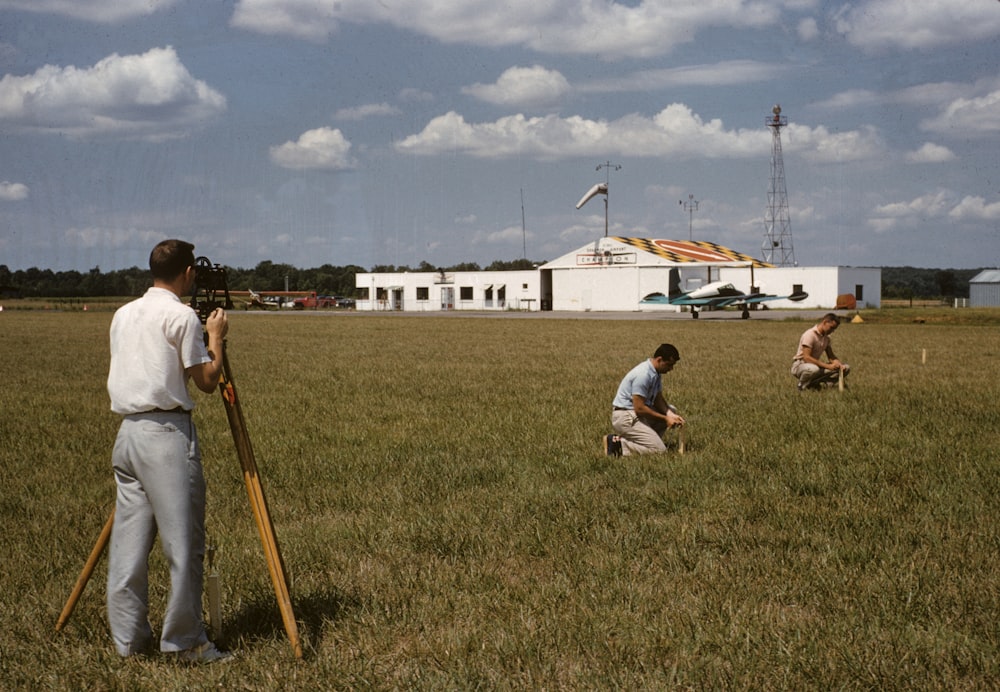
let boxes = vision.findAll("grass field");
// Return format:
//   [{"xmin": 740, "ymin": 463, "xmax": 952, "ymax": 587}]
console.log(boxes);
[{"xmin": 2, "ymin": 310, "xmax": 998, "ymax": 689}]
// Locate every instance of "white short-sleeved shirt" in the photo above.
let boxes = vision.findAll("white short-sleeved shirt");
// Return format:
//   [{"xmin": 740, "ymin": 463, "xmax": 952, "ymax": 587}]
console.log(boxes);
[
  {"xmin": 107, "ymin": 287, "xmax": 210, "ymax": 415},
  {"xmin": 612, "ymin": 359, "xmax": 661, "ymax": 410}
]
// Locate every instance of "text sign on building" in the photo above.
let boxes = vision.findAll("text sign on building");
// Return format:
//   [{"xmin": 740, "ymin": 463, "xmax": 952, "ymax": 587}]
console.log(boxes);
[{"xmin": 576, "ymin": 252, "xmax": 637, "ymax": 267}]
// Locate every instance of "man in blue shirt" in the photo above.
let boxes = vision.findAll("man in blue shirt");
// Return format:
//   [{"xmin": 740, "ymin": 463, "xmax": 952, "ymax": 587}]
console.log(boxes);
[{"xmin": 604, "ymin": 343, "xmax": 685, "ymax": 457}]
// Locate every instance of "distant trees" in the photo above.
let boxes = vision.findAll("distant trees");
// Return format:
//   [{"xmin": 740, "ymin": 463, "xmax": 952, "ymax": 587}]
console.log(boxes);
[
  {"xmin": 881, "ymin": 267, "xmax": 978, "ymax": 300},
  {"xmin": 0, "ymin": 261, "xmax": 984, "ymax": 300}
]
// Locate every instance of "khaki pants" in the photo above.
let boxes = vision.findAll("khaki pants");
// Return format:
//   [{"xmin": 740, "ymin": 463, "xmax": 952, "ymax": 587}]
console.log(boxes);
[
  {"xmin": 611, "ymin": 409, "xmax": 668, "ymax": 456},
  {"xmin": 791, "ymin": 361, "xmax": 851, "ymax": 388}
]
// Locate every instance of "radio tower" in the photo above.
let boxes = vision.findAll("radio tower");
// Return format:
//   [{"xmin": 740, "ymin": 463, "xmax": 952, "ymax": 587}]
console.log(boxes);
[{"xmin": 761, "ymin": 104, "xmax": 796, "ymax": 266}]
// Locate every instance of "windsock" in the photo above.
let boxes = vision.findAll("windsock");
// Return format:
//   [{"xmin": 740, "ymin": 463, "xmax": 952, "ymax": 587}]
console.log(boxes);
[{"xmin": 575, "ymin": 182, "xmax": 608, "ymax": 209}]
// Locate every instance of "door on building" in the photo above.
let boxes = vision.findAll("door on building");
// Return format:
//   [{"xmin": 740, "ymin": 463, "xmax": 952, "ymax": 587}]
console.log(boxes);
[{"xmin": 440, "ymin": 286, "xmax": 454, "ymax": 310}]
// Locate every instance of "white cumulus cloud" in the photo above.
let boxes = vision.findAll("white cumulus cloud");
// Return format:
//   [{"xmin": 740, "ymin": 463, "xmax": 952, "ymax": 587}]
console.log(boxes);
[
  {"xmin": 334, "ymin": 103, "xmax": 401, "ymax": 120},
  {"xmin": 869, "ymin": 190, "xmax": 955, "ymax": 232},
  {"xmin": 0, "ymin": 181, "xmax": 28, "ymax": 200},
  {"xmin": 797, "ymin": 17, "xmax": 819, "ymax": 41},
  {"xmin": 922, "ymin": 89, "xmax": 1000, "ymax": 136},
  {"xmin": 269, "ymin": 127, "xmax": 357, "ymax": 170},
  {"xmin": 395, "ymin": 103, "xmax": 884, "ymax": 163},
  {"xmin": 231, "ymin": 0, "xmax": 788, "ymax": 58},
  {"xmin": 905, "ymin": 143, "xmax": 955, "ymax": 163},
  {"xmin": 462, "ymin": 65, "xmax": 570, "ymax": 110},
  {"xmin": 0, "ymin": 0, "xmax": 180, "ymax": 22},
  {"xmin": 0, "ymin": 46, "xmax": 226, "ymax": 140},
  {"xmin": 949, "ymin": 196, "xmax": 1000, "ymax": 221},
  {"xmin": 834, "ymin": 0, "xmax": 1000, "ymax": 51}
]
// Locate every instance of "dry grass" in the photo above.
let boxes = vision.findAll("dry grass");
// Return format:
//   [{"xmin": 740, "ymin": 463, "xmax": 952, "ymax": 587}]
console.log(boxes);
[{"xmin": 1, "ymin": 310, "xmax": 998, "ymax": 689}]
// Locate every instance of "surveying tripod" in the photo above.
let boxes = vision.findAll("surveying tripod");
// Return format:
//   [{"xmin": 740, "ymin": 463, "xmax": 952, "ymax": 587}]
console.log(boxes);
[{"xmin": 55, "ymin": 259, "xmax": 302, "ymax": 660}]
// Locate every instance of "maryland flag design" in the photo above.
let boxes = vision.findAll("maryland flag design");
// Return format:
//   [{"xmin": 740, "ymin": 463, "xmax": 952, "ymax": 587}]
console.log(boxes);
[{"xmin": 611, "ymin": 237, "xmax": 773, "ymax": 268}]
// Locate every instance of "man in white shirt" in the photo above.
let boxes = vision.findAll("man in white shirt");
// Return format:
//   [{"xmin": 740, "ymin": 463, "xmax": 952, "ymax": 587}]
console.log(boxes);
[
  {"xmin": 604, "ymin": 343, "xmax": 685, "ymax": 457},
  {"xmin": 106, "ymin": 239, "xmax": 230, "ymax": 663}
]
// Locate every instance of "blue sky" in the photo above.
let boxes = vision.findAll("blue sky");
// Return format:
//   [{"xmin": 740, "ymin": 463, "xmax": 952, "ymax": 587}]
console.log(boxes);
[{"xmin": 0, "ymin": 0, "xmax": 998, "ymax": 272}]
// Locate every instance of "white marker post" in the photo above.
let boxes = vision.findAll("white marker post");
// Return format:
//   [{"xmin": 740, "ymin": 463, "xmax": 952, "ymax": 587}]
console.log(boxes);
[{"xmin": 206, "ymin": 546, "xmax": 222, "ymax": 639}]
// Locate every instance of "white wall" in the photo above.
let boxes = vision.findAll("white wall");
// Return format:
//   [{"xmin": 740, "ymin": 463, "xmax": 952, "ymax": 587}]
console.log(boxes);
[
  {"xmin": 549, "ymin": 266, "xmax": 681, "ymax": 312},
  {"xmin": 718, "ymin": 266, "xmax": 881, "ymax": 309},
  {"xmin": 355, "ymin": 271, "xmax": 541, "ymax": 311},
  {"xmin": 355, "ymin": 265, "xmax": 880, "ymax": 312}
]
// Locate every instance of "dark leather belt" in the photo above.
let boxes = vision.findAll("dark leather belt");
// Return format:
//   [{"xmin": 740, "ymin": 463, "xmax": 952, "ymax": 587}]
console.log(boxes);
[
  {"xmin": 147, "ymin": 407, "xmax": 189, "ymax": 415},
  {"xmin": 613, "ymin": 407, "xmax": 630, "ymax": 411}
]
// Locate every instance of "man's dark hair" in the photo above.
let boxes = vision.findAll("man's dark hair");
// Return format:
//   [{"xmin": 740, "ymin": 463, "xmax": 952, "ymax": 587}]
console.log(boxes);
[
  {"xmin": 149, "ymin": 239, "xmax": 196, "ymax": 281},
  {"xmin": 821, "ymin": 313, "xmax": 841, "ymax": 325},
  {"xmin": 654, "ymin": 343, "xmax": 680, "ymax": 362}
]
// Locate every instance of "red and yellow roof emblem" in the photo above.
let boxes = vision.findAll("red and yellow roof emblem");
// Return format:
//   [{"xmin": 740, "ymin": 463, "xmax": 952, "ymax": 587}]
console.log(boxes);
[{"xmin": 611, "ymin": 237, "xmax": 772, "ymax": 268}]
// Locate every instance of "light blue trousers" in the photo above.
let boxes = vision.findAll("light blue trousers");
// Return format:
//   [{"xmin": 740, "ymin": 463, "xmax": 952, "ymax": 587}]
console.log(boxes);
[{"xmin": 106, "ymin": 411, "xmax": 208, "ymax": 656}]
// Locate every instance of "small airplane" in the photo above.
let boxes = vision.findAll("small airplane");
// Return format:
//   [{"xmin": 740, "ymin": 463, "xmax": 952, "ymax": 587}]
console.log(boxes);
[
  {"xmin": 230, "ymin": 289, "xmax": 290, "ymax": 310},
  {"xmin": 640, "ymin": 267, "xmax": 808, "ymax": 319}
]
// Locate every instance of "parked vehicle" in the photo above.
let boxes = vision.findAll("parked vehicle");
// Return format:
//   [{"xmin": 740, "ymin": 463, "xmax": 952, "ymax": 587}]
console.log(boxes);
[{"xmin": 293, "ymin": 292, "xmax": 337, "ymax": 309}]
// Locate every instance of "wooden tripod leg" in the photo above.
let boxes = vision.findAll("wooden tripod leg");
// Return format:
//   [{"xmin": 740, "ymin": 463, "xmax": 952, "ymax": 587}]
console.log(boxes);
[
  {"xmin": 56, "ymin": 508, "xmax": 115, "ymax": 631},
  {"xmin": 220, "ymin": 347, "xmax": 302, "ymax": 659}
]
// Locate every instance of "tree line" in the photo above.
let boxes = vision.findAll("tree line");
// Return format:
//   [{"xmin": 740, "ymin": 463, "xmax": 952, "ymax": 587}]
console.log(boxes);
[
  {"xmin": 0, "ymin": 260, "xmax": 984, "ymax": 300},
  {"xmin": 0, "ymin": 258, "xmax": 541, "ymax": 298}
]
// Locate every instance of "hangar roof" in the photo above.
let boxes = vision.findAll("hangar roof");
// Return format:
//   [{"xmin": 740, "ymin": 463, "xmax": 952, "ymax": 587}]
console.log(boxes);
[{"xmin": 541, "ymin": 236, "xmax": 772, "ymax": 270}]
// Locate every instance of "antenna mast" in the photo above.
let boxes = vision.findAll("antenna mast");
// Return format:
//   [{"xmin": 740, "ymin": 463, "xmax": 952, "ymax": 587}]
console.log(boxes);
[
  {"xmin": 679, "ymin": 194, "xmax": 699, "ymax": 241},
  {"xmin": 520, "ymin": 188, "xmax": 527, "ymax": 259},
  {"xmin": 596, "ymin": 161, "xmax": 622, "ymax": 237},
  {"xmin": 762, "ymin": 104, "xmax": 796, "ymax": 266}
]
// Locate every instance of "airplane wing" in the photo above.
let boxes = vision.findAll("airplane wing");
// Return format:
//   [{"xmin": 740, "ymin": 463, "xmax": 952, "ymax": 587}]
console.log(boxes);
[
  {"xmin": 664, "ymin": 295, "xmax": 733, "ymax": 307},
  {"xmin": 742, "ymin": 290, "xmax": 809, "ymax": 304}
]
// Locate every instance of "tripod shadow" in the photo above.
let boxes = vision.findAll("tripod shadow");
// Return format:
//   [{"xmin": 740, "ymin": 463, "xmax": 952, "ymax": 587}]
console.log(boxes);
[{"xmin": 219, "ymin": 585, "xmax": 358, "ymax": 657}]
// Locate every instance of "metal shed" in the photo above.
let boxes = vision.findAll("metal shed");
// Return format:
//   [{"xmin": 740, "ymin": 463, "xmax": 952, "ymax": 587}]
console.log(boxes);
[{"xmin": 969, "ymin": 270, "xmax": 1000, "ymax": 307}]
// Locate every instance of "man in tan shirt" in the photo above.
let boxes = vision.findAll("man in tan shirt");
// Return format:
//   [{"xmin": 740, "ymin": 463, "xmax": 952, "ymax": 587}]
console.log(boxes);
[{"xmin": 791, "ymin": 313, "xmax": 851, "ymax": 391}]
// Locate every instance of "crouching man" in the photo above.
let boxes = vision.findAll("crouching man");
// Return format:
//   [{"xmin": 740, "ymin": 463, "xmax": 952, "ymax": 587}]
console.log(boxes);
[
  {"xmin": 603, "ymin": 343, "xmax": 685, "ymax": 457},
  {"xmin": 792, "ymin": 313, "xmax": 851, "ymax": 391}
]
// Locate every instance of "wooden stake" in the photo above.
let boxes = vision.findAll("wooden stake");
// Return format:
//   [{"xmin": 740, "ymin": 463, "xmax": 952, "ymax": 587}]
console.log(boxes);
[{"xmin": 677, "ymin": 427, "xmax": 686, "ymax": 455}]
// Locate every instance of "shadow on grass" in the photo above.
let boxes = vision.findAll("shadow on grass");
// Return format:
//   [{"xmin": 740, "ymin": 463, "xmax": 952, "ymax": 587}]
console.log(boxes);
[{"xmin": 220, "ymin": 585, "xmax": 359, "ymax": 658}]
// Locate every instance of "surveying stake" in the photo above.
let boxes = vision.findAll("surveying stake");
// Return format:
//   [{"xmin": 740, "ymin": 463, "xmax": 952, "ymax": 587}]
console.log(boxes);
[{"xmin": 56, "ymin": 257, "xmax": 303, "ymax": 660}]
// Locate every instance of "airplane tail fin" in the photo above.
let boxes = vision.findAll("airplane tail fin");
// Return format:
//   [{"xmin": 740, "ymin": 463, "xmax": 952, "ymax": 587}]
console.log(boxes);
[{"xmin": 668, "ymin": 268, "xmax": 682, "ymax": 298}]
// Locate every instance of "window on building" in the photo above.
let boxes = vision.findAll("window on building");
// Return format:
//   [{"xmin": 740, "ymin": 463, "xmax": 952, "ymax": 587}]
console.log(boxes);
[
  {"xmin": 460, "ymin": 286, "xmax": 473, "ymax": 301},
  {"xmin": 417, "ymin": 287, "xmax": 429, "ymax": 301},
  {"xmin": 855, "ymin": 284, "xmax": 864, "ymax": 301},
  {"xmin": 522, "ymin": 283, "xmax": 528, "ymax": 290},
  {"xmin": 793, "ymin": 284, "xmax": 803, "ymax": 295}
]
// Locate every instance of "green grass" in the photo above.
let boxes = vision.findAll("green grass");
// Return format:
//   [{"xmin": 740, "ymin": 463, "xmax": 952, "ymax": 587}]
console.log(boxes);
[{"xmin": 2, "ymin": 311, "xmax": 998, "ymax": 689}]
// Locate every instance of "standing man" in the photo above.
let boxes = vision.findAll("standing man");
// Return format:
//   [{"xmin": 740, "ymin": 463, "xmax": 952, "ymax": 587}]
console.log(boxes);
[
  {"xmin": 603, "ymin": 343, "xmax": 685, "ymax": 457},
  {"xmin": 791, "ymin": 312, "xmax": 851, "ymax": 391},
  {"xmin": 106, "ymin": 239, "xmax": 230, "ymax": 663}
]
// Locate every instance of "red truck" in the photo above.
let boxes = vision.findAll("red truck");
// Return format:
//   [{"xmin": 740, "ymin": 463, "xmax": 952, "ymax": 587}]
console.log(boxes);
[{"xmin": 293, "ymin": 292, "xmax": 337, "ymax": 309}]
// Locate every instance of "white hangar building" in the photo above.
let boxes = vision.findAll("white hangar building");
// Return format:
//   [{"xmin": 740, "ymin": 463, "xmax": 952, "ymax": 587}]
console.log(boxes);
[{"xmin": 355, "ymin": 236, "xmax": 880, "ymax": 313}]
